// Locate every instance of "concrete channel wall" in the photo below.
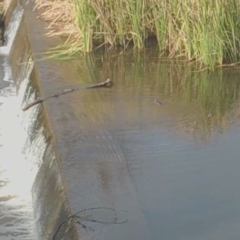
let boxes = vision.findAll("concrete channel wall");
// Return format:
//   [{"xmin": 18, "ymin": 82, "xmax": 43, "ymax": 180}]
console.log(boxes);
[
  {"xmin": 4, "ymin": 1, "xmax": 152, "ymax": 240},
  {"xmin": 4, "ymin": 1, "xmax": 79, "ymax": 239}
]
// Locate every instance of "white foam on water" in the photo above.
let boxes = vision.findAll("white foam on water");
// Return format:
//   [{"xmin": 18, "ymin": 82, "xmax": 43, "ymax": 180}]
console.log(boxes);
[
  {"xmin": 0, "ymin": 3, "xmax": 47, "ymax": 239},
  {"xmin": 0, "ymin": 60, "xmax": 45, "ymax": 239},
  {"xmin": 2, "ymin": 57, "xmax": 14, "ymax": 82}
]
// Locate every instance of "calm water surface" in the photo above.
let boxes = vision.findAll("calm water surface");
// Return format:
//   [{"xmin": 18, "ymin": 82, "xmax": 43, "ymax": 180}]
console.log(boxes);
[
  {"xmin": 64, "ymin": 49, "xmax": 240, "ymax": 240},
  {"xmin": 1, "ymin": 43, "xmax": 240, "ymax": 239}
]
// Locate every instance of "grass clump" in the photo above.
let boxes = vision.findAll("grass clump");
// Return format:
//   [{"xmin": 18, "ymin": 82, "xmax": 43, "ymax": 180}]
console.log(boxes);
[{"xmin": 36, "ymin": 0, "xmax": 240, "ymax": 70}]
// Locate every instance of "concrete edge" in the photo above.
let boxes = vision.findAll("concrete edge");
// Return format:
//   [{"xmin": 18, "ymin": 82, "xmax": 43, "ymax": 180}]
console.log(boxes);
[{"xmin": 4, "ymin": 0, "xmax": 80, "ymax": 239}]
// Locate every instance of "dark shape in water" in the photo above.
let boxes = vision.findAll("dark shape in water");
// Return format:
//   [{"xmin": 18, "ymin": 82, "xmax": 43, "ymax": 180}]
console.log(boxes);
[
  {"xmin": 154, "ymin": 99, "xmax": 162, "ymax": 105},
  {"xmin": 52, "ymin": 207, "xmax": 128, "ymax": 240}
]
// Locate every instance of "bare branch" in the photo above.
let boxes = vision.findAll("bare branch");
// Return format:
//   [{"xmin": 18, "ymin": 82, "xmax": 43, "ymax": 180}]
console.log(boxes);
[{"xmin": 22, "ymin": 78, "xmax": 113, "ymax": 112}]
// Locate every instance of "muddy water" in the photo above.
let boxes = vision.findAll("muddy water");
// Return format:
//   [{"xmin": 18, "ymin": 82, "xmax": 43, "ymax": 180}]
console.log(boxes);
[{"xmin": 56, "ymin": 49, "xmax": 240, "ymax": 240}]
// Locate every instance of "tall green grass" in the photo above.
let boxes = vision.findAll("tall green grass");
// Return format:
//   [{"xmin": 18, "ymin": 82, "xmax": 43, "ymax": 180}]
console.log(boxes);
[{"xmin": 38, "ymin": 0, "xmax": 240, "ymax": 70}]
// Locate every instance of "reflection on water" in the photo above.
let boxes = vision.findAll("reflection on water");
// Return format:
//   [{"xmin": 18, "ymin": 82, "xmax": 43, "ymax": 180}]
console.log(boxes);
[
  {"xmin": 60, "ymin": 49, "xmax": 240, "ymax": 240},
  {"xmin": 74, "ymin": 49, "xmax": 240, "ymax": 141}
]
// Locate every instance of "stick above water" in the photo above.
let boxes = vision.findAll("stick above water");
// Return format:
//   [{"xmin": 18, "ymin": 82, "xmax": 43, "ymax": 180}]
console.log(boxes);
[{"xmin": 22, "ymin": 78, "xmax": 113, "ymax": 112}]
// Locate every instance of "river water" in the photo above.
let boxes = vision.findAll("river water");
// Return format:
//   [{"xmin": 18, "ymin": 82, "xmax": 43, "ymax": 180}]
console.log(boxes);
[
  {"xmin": 1, "ymin": 4, "xmax": 240, "ymax": 240},
  {"xmin": 0, "ymin": 4, "xmax": 36, "ymax": 240},
  {"xmin": 60, "ymin": 49, "xmax": 240, "ymax": 240},
  {"xmin": 0, "ymin": 56, "xmax": 45, "ymax": 239},
  {"xmin": 0, "ymin": 4, "xmax": 45, "ymax": 239},
  {"xmin": 110, "ymin": 52, "xmax": 240, "ymax": 240}
]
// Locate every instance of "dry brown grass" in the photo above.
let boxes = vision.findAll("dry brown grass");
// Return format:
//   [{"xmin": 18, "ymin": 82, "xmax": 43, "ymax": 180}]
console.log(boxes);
[
  {"xmin": 35, "ymin": 0, "xmax": 240, "ymax": 69},
  {"xmin": 35, "ymin": 0, "xmax": 79, "ymax": 39}
]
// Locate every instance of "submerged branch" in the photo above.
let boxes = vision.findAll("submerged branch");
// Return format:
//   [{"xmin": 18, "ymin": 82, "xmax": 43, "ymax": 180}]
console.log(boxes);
[
  {"xmin": 52, "ymin": 207, "xmax": 127, "ymax": 240},
  {"xmin": 22, "ymin": 78, "xmax": 113, "ymax": 111}
]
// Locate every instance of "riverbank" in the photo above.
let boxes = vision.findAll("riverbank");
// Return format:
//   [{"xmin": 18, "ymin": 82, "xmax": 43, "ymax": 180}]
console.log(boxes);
[{"xmin": 35, "ymin": 0, "xmax": 240, "ymax": 70}]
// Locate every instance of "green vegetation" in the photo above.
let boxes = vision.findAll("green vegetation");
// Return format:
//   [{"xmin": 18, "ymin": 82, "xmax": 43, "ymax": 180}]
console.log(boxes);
[{"xmin": 37, "ymin": 0, "xmax": 240, "ymax": 70}]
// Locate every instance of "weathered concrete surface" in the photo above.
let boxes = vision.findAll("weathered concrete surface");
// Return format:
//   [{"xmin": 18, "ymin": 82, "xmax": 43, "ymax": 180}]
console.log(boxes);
[
  {"xmin": 20, "ymin": 1, "xmax": 152, "ymax": 240},
  {"xmin": 15, "ymin": 1, "xmax": 79, "ymax": 240},
  {"xmin": 0, "ymin": 1, "xmax": 79, "ymax": 240}
]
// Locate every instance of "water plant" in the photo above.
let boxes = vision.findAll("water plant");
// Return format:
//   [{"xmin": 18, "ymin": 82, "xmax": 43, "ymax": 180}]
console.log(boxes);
[{"xmin": 36, "ymin": 0, "xmax": 240, "ymax": 70}]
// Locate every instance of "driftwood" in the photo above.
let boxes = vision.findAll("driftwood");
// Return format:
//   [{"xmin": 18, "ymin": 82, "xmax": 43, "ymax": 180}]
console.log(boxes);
[
  {"xmin": 154, "ymin": 99, "xmax": 162, "ymax": 105},
  {"xmin": 22, "ymin": 78, "xmax": 113, "ymax": 111},
  {"xmin": 52, "ymin": 207, "xmax": 128, "ymax": 240}
]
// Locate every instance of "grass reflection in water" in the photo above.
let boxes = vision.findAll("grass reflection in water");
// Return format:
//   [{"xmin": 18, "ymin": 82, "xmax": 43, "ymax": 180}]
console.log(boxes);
[{"xmin": 73, "ymin": 49, "xmax": 240, "ymax": 141}]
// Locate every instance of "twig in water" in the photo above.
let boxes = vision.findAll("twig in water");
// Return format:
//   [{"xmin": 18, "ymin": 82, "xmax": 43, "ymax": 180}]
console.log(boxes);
[
  {"xmin": 52, "ymin": 207, "xmax": 127, "ymax": 240},
  {"xmin": 22, "ymin": 78, "xmax": 113, "ymax": 112}
]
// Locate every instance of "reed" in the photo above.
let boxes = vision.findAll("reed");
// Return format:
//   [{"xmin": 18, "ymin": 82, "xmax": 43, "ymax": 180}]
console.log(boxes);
[{"xmin": 36, "ymin": 0, "xmax": 240, "ymax": 70}]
